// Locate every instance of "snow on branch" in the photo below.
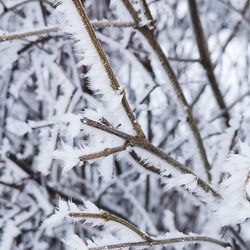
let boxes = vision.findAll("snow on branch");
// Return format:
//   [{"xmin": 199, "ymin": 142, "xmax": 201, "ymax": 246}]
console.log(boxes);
[
  {"xmin": 211, "ymin": 143, "xmax": 250, "ymax": 230},
  {"xmin": 54, "ymin": 0, "xmax": 144, "ymax": 136},
  {"xmin": 62, "ymin": 234, "xmax": 231, "ymax": 250},
  {"xmin": 0, "ymin": 21, "xmax": 136, "ymax": 42},
  {"xmin": 43, "ymin": 199, "xmax": 230, "ymax": 250},
  {"xmin": 80, "ymin": 117, "xmax": 220, "ymax": 200}
]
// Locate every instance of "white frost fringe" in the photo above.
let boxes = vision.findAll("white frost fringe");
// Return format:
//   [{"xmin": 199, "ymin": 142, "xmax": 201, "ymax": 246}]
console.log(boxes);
[{"xmin": 54, "ymin": 0, "xmax": 134, "ymax": 134}]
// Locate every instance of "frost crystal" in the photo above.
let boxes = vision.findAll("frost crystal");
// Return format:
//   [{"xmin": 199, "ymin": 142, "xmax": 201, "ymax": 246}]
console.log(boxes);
[
  {"xmin": 53, "ymin": 142, "xmax": 82, "ymax": 173},
  {"xmin": 211, "ymin": 143, "xmax": 250, "ymax": 229}
]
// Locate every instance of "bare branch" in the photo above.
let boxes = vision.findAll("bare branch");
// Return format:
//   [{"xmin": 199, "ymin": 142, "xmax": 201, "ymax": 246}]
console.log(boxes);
[
  {"xmin": 0, "ymin": 26, "xmax": 58, "ymax": 42},
  {"xmin": 70, "ymin": 211, "xmax": 230, "ymax": 249},
  {"xmin": 220, "ymin": 0, "xmax": 249, "ymax": 54},
  {"xmin": 81, "ymin": 117, "xmax": 220, "ymax": 198},
  {"xmin": 0, "ymin": 21, "xmax": 136, "ymax": 42},
  {"xmin": 188, "ymin": 0, "xmax": 230, "ymax": 126},
  {"xmin": 79, "ymin": 144, "xmax": 128, "ymax": 161}
]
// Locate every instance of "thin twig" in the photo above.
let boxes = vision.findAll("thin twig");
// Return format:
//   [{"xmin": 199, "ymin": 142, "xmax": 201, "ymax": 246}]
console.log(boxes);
[
  {"xmin": 167, "ymin": 57, "xmax": 201, "ymax": 63},
  {"xmin": 69, "ymin": 211, "xmax": 230, "ymax": 249},
  {"xmin": 70, "ymin": 211, "xmax": 151, "ymax": 241},
  {"xmin": 0, "ymin": 26, "xmax": 58, "ymax": 42},
  {"xmin": 0, "ymin": 21, "xmax": 136, "ymax": 42},
  {"xmin": 221, "ymin": 0, "xmax": 249, "ymax": 53},
  {"xmin": 79, "ymin": 144, "xmax": 128, "ymax": 161},
  {"xmin": 88, "ymin": 236, "xmax": 230, "ymax": 249},
  {"xmin": 188, "ymin": 0, "xmax": 230, "ymax": 126}
]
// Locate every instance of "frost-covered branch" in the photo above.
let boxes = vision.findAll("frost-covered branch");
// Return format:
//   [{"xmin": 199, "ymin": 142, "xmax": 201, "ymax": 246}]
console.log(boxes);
[
  {"xmin": 79, "ymin": 144, "xmax": 128, "ymax": 161},
  {"xmin": 86, "ymin": 236, "xmax": 230, "ymax": 250},
  {"xmin": 121, "ymin": 0, "xmax": 212, "ymax": 181},
  {"xmin": 44, "ymin": 199, "xmax": 230, "ymax": 249},
  {"xmin": 0, "ymin": 26, "xmax": 58, "ymax": 42},
  {"xmin": 81, "ymin": 117, "xmax": 219, "ymax": 198},
  {"xmin": 60, "ymin": 0, "xmax": 145, "ymax": 138},
  {"xmin": 0, "ymin": 21, "xmax": 136, "ymax": 42},
  {"xmin": 69, "ymin": 211, "xmax": 150, "ymax": 241},
  {"xmin": 188, "ymin": 0, "xmax": 230, "ymax": 126}
]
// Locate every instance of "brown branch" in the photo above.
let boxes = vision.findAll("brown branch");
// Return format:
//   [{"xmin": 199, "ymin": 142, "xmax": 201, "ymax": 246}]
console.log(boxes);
[
  {"xmin": 79, "ymin": 144, "xmax": 128, "ymax": 161},
  {"xmin": 88, "ymin": 236, "xmax": 230, "ymax": 249},
  {"xmin": 188, "ymin": 0, "xmax": 230, "ymax": 125},
  {"xmin": 0, "ymin": 21, "xmax": 136, "ymax": 42},
  {"xmin": 167, "ymin": 57, "xmax": 201, "ymax": 63},
  {"xmin": 121, "ymin": 0, "xmax": 212, "ymax": 181},
  {"xmin": 209, "ymin": 90, "xmax": 250, "ymax": 123},
  {"xmin": 0, "ymin": 26, "xmax": 58, "ymax": 42},
  {"xmin": 129, "ymin": 149, "xmax": 161, "ymax": 175},
  {"xmin": 69, "ymin": 211, "xmax": 230, "ymax": 249},
  {"xmin": 81, "ymin": 117, "xmax": 220, "ymax": 198},
  {"xmin": 91, "ymin": 20, "xmax": 136, "ymax": 28},
  {"xmin": 138, "ymin": 84, "xmax": 159, "ymax": 105},
  {"xmin": 69, "ymin": 211, "xmax": 150, "ymax": 241}
]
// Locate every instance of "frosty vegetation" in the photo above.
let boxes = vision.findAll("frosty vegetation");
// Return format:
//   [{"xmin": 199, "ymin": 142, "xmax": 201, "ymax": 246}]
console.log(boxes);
[{"xmin": 0, "ymin": 0, "xmax": 249, "ymax": 249}]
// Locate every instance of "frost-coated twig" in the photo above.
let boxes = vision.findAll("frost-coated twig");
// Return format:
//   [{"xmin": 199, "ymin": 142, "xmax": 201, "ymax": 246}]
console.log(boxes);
[
  {"xmin": 0, "ymin": 26, "xmax": 58, "ymax": 42},
  {"xmin": 81, "ymin": 118, "xmax": 220, "ymax": 198},
  {"xmin": 188, "ymin": 0, "xmax": 230, "ymax": 126},
  {"xmin": 121, "ymin": 0, "xmax": 211, "ymax": 181},
  {"xmin": 0, "ymin": 21, "xmax": 136, "ymax": 42},
  {"xmin": 88, "ymin": 236, "xmax": 230, "ymax": 249},
  {"xmin": 79, "ymin": 144, "xmax": 128, "ymax": 161},
  {"xmin": 69, "ymin": 211, "xmax": 151, "ymax": 241},
  {"xmin": 69, "ymin": 211, "xmax": 230, "ymax": 249},
  {"xmin": 70, "ymin": 0, "xmax": 145, "ymax": 138}
]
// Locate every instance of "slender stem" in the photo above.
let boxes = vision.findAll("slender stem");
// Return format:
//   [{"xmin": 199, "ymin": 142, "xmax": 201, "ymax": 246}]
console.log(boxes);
[
  {"xmin": 88, "ymin": 236, "xmax": 230, "ymax": 250},
  {"xmin": 0, "ymin": 26, "xmax": 58, "ymax": 42},
  {"xmin": 167, "ymin": 57, "xmax": 201, "ymax": 63},
  {"xmin": 209, "ymin": 90, "xmax": 250, "ymax": 123},
  {"xmin": 79, "ymin": 144, "xmax": 127, "ymax": 161},
  {"xmin": 0, "ymin": 21, "xmax": 136, "ymax": 42},
  {"xmin": 69, "ymin": 212, "xmax": 150, "ymax": 241}
]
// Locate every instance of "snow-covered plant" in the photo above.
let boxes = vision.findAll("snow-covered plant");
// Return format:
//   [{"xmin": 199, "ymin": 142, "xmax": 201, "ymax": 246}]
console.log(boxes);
[{"xmin": 0, "ymin": 0, "xmax": 249, "ymax": 249}]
